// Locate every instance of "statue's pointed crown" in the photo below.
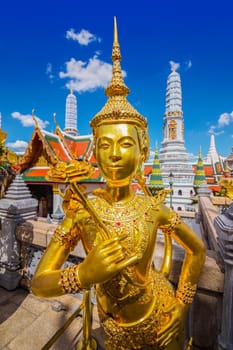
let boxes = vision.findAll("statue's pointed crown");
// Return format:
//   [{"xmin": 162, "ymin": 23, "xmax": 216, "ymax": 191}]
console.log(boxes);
[{"xmin": 90, "ymin": 17, "xmax": 147, "ymax": 130}]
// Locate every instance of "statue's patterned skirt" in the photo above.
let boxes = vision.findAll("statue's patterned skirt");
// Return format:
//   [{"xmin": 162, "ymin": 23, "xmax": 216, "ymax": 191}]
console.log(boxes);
[{"xmin": 98, "ymin": 271, "xmax": 177, "ymax": 350}]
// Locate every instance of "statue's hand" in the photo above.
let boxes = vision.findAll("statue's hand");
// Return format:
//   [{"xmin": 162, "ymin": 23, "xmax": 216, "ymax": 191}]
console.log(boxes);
[
  {"xmin": 157, "ymin": 300, "xmax": 188, "ymax": 348},
  {"xmin": 65, "ymin": 160, "xmax": 95, "ymax": 183},
  {"xmin": 78, "ymin": 235, "xmax": 138, "ymax": 289}
]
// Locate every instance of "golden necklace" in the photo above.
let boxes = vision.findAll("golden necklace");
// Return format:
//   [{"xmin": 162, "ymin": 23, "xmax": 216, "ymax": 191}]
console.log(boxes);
[{"xmin": 91, "ymin": 194, "xmax": 155, "ymax": 258}]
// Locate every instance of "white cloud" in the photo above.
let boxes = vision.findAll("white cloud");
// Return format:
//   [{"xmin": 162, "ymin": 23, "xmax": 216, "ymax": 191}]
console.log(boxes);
[
  {"xmin": 6, "ymin": 140, "xmax": 28, "ymax": 151},
  {"xmin": 185, "ymin": 60, "xmax": 192, "ymax": 69},
  {"xmin": 169, "ymin": 60, "xmax": 180, "ymax": 72},
  {"xmin": 187, "ymin": 60, "xmax": 192, "ymax": 69},
  {"xmin": 66, "ymin": 28, "xmax": 101, "ymax": 46},
  {"xmin": 11, "ymin": 112, "xmax": 49, "ymax": 129},
  {"xmin": 214, "ymin": 130, "xmax": 224, "ymax": 136},
  {"xmin": 46, "ymin": 63, "xmax": 52, "ymax": 74},
  {"xmin": 217, "ymin": 112, "xmax": 233, "ymax": 127},
  {"xmin": 208, "ymin": 111, "xmax": 233, "ymax": 134},
  {"xmin": 59, "ymin": 53, "xmax": 126, "ymax": 93}
]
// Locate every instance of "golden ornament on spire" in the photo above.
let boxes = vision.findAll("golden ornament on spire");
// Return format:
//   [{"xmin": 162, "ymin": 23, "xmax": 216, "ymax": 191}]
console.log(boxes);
[
  {"xmin": 32, "ymin": 109, "xmax": 39, "ymax": 128},
  {"xmin": 90, "ymin": 16, "xmax": 148, "ymax": 131}
]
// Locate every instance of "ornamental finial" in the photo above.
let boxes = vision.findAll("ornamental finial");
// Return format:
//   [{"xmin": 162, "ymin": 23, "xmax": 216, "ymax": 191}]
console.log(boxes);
[
  {"xmin": 90, "ymin": 17, "xmax": 148, "ymax": 131},
  {"xmin": 113, "ymin": 16, "xmax": 118, "ymax": 46},
  {"xmin": 32, "ymin": 109, "xmax": 39, "ymax": 128},
  {"xmin": 104, "ymin": 16, "xmax": 129, "ymax": 98},
  {"xmin": 53, "ymin": 112, "xmax": 57, "ymax": 125},
  {"xmin": 199, "ymin": 146, "xmax": 202, "ymax": 158}
]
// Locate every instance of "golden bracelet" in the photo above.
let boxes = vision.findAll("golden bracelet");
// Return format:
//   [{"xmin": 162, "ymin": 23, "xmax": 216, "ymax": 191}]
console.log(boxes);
[
  {"xmin": 60, "ymin": 265, "xmax": 82, "ymax": 294},
  {"xmin": 159, "ymin": 210, "xmax": 181, "ymax": 235},
  {"xmin": 176, "ymin": 280, "xmax": 197, "ymax": 305},
  {"xmin": 52, "ymin": 227, "xmax": 79, "ymax": 251}
]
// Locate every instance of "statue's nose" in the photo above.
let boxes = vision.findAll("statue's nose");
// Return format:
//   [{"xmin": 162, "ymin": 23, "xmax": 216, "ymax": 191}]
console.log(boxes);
[{"xmin": 109, "ymin": 155, "xmax": 121, "ymax": 162}]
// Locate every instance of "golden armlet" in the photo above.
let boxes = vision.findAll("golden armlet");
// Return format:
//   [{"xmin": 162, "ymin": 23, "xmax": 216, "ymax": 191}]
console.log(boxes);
[
  {"xmin": 176, "ymin": 280, "xmax": 197, "ymax": 305},
  {"xmin": 52, "ymin": 227, "xmax": 79, "ymax": 251},
  {"xmin": 159, "ymin": 211, "xmax": 181, "ymax": 235},
  {"xmin": 60, "ymin": 265, "xmax": 82, "ymax": 294}
]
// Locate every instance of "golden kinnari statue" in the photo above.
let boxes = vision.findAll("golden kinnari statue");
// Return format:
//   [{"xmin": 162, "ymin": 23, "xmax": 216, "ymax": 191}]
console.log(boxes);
[{"xmin": 31, "ymin": 17, "xmax": 206, "ymax": 350}]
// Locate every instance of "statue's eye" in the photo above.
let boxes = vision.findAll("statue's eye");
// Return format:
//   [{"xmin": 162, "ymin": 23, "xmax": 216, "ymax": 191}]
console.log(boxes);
[
  {"xmin": 121, "ymin": 142, "xmax": 133, "ymax": 148},
  {"xmin": 99, "ymin": 142, "xmax": 110, "ymax": 149},
  {"xmin": 120, "ymin": 138, "xmax": 135, "ymax": 148}
]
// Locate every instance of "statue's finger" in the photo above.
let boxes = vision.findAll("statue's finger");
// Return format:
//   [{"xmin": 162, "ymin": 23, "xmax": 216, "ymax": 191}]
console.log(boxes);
[{"xmin": 117, "ymin": 254, "xmax": 138, "ymax": 270}]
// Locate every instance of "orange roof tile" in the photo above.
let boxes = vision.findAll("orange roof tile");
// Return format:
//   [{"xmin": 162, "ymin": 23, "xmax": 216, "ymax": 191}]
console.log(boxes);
[
  {"xmin": 215, "ymin": 163, "xmax": 222, "ymax": 173},
  {"xmin": 22, "ymin": 168, "xmax": 49, "ymax": 182},
  {"xmin": 89, "ymin": 153, "xmax": 96, "ymax": 163},
  {"xmin": 26, "ymin": 169, "xmax": 48, "ymax": 176},
  {"xmin": 209, "ymin": 185, "xmax": 222, "ymax": 192},
  {"xmin": 49, "ymin": 140, "xmax": 70, "ymax": 161},
  {"xmin": 77, "ymin": 140, "xmax": 90, "ymax": 156},
  {"xmin": 204, "ymin": 165, "xmax": 214, "ymax": 176},
  {"xmin": 206, "ymin": 178, "xmax": 215, "ymax": 183}
]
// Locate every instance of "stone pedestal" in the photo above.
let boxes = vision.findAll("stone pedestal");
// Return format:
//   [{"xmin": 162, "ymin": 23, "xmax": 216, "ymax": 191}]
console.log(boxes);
[
  {"xmin": 196, "ymin": 184, "xmax": 212, "ymax": 197},
  {"xmin": 51, "ymin": 206, "xmax": 64, "ymax": 224},
  {"xmin": 0, "ymin": 174, "xmax": 38, "ymax": 290},
  {"xmin": 196, "ymin": 184, "xmax": 211, "ymax": 225},
  {"xmin": 52, "ymin": 184, "xmax": 65, "ymax": 220},
  {"xmin": 214, "ymin": 203, "xmax": 233, "ymax": 350}
]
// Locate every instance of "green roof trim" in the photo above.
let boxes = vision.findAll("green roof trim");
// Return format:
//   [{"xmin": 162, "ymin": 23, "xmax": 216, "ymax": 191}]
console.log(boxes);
[{"xmin": 22, "ymin": 174, "xmax": 47, "ymax": 182}]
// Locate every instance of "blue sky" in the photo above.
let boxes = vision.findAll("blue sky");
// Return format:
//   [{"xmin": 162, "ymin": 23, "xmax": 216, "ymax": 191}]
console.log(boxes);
[{"xmin": 0, "ymin": 0, "xmax": 233, "ymax": 158}]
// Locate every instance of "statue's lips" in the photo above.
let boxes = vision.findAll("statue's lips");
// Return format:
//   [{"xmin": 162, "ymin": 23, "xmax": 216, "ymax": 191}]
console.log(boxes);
[{"xmin": 107, "ymin": 166, "xmax": 123, "ymax": 169}]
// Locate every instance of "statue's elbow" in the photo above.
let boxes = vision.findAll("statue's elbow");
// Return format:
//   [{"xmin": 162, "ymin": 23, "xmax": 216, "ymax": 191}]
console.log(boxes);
[
  {"xmin": 197, "ymin": 239, "xmax": 206, "ymax": 267},
  {"xmin": 190, "ymin": 238, "xmax": 206, "ymax": 267},
  {"xmin": 30, "ymin": 275, "xmax": 45, "ymax": 297}
]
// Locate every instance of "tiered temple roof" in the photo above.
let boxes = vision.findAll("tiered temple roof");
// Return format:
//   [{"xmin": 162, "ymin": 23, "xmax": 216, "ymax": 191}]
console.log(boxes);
[
  {"xmin": 193, "ymin": 148, "xmax": 206, "ymax": 187},
  {"xmin": 19, "ymin": 124, "xmax": 102, "ymax": 184},
  {"xmin": 149, "ymin": 144, "xmax": 164, "ymax": 187}
]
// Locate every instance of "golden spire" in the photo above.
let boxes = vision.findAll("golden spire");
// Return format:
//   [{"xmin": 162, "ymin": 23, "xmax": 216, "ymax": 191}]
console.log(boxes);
[
  {"xmin": 105, "ymin": 16, "xmax": 129, "ymax": 98},
  {"xmin": 199, "ymin": 146, "xmax": 202, "ymax": 157},
  {"xmin": 113, "ymin": 16, "xmax": 118, "ymax": 45},
  {"xmin": 90, "ymin": 17, "xmax": 147, "ymax": 130},
  {"xmin": 53, "ymin": 112, "xmax": 59, "ymax": 131},
  {"xmin": 32, "ymin": 109, "xmax": 39, "ymax": 128},
  {"xmin": 53, "ymin": 112, "xmax": 57, "ymax": 123}
]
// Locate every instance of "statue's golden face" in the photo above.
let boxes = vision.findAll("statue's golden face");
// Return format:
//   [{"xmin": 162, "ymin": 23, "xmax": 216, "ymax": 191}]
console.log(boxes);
[{"xmin": 95, "ymin": 123, "xmax": 141, "ymax": 182}]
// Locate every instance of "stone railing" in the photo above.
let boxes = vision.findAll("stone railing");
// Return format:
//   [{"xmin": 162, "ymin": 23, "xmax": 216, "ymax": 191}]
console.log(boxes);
[
  {"xmin": 198, "ymin": 196, "xmax": 219, "ymax": 252},
  {"xmin": 197, "ymin": 185, "xmax": 233, "ymax": 350},
  {"xmin": 214, "ymin": 203, "xmax": 233, "ymax": 350}
]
